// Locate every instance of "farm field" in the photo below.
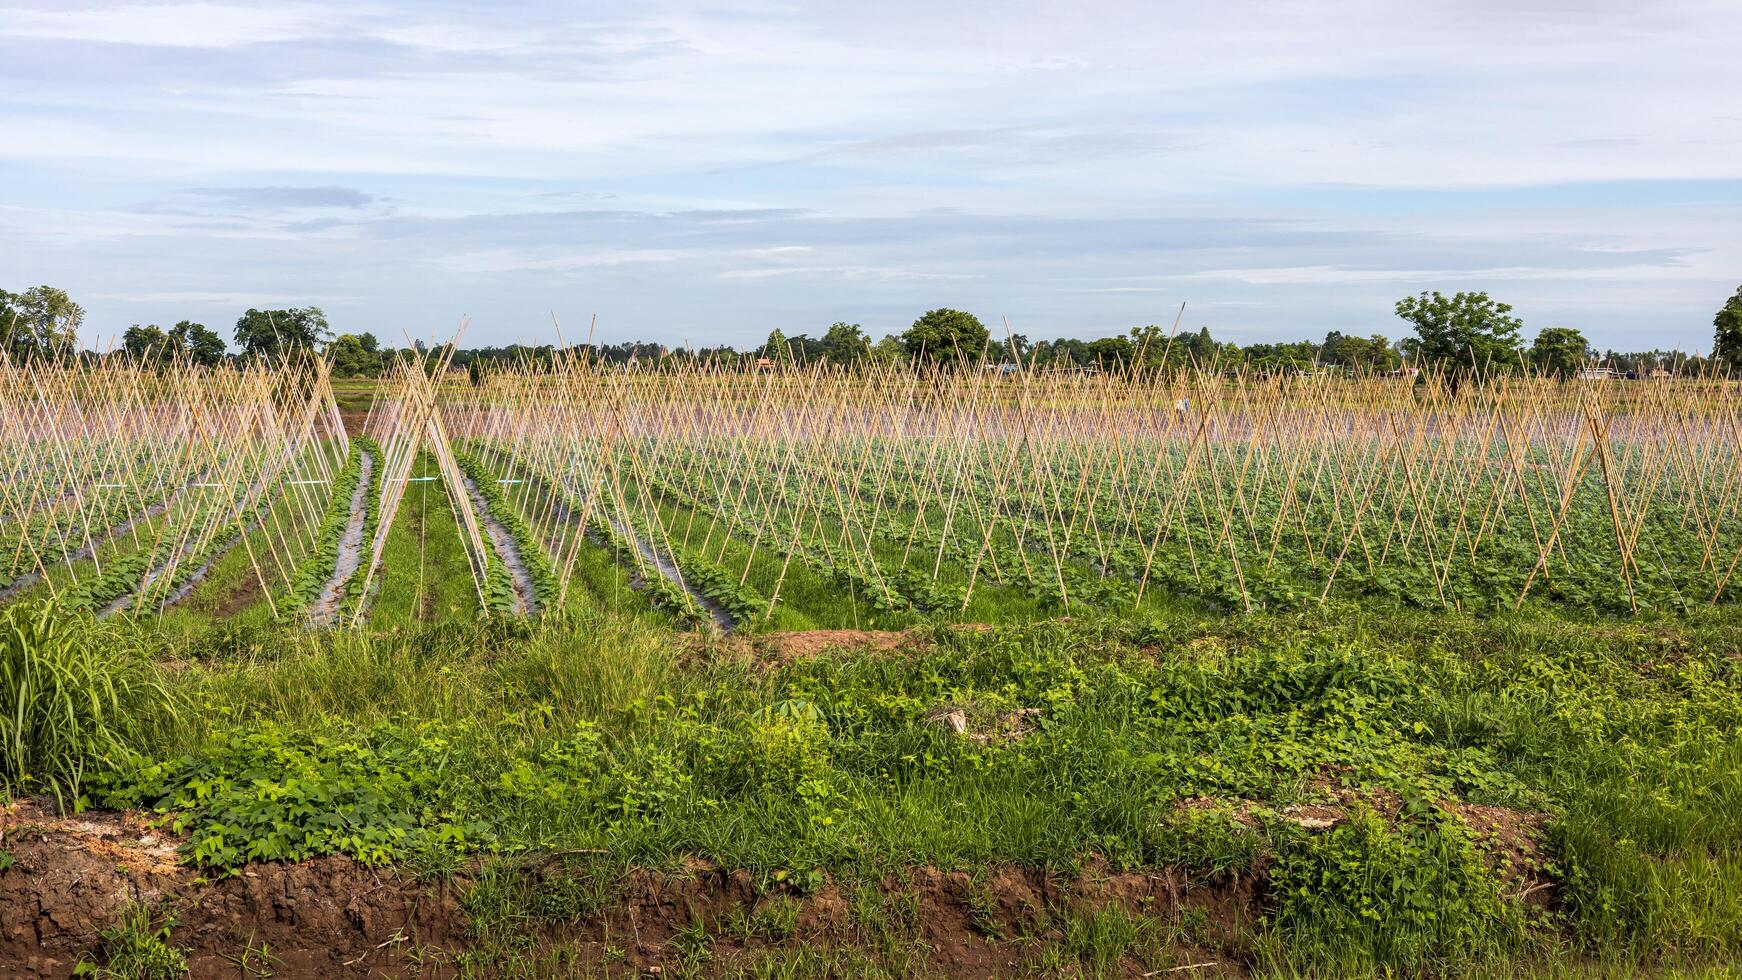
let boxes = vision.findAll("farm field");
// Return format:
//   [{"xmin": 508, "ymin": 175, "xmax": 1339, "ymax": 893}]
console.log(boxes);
[{"xmin": 5, "ymin": 356, "xmax": 1742, "ymax": 977}]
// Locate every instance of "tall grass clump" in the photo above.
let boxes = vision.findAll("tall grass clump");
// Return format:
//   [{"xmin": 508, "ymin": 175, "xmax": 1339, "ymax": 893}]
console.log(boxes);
[{"xmin": 0, "ymin": 602, "xmax": 175, "ymax": 808}]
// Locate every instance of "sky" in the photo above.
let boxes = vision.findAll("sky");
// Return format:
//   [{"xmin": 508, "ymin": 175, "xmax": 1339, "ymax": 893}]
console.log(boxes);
[{"xmin": 1, "ymin": 1, "xmax": 1739, "ymax": 353}]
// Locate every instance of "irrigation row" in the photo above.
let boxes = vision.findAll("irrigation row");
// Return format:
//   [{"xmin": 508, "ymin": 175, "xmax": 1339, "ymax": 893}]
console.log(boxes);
[{"xmin": 305, "ymin": 449, "xmax": 375, "ymax": 628}]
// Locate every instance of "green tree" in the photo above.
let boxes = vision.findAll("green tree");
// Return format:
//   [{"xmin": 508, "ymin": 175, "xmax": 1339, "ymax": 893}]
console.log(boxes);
[
  {"xmin": 1241, "ymin": 341, "xmax": 1320, "ymax": 375},
  {"xmin": 1393, "ymin": 291, "xmax": 1523, "ymax": 391},
  {"xmin": 122, "ymin": 324, "xmax": 170, "ymax": 362},
  {"xmin": 1187, "ymin": 326, "xmax": 1217, "ymax": 365},
  {"xmin": 327, "ymin": 333, "xmax": 382, "ymax": 377},
  {"xmin": 233, "ymin": 307, "xmax": 330, "ymax": 359},
  {"xmin": 1322, "ymin": 332, "xmax": 1399, "ymax": 372},
  {"xmin": 1530, "ymin": 326, "xmax": 1592, "ymax": 380},
  {"xmin": 0, "ymin": 285, "xmax": 83, "ymax": 360},
  {"xmin": 1126, "ymin": 324, "xmax": 1168, "ymax": 368},
  {"xmin": 1085, "ymin": 335, "xmax": 1134, "ymax": 368},
  {"xmin": 168, "ymin": 321, "xmax": 227, "ymax": 366},
  {"xmin": 818, "ymin": 322, "xmax": 869, "ymax": 365},
  {"xmin": 761, "ymin": 328, "xmax": 791, "ymax": 363},
  {"xmin": 1713, "ymin": 285, "xmax": 1742, "ymax": 372},
  {"xmin": 871, "ymin": 334, "xmax": 906, "ymax": 365},
  {"xmin": 900, "ymin": 308, "xmax": 989, "ymax": 366}
]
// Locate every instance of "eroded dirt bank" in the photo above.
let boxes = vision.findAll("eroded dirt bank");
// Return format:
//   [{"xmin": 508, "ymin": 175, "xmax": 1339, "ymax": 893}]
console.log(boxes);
[{"xmin": 0, "ymin": 802, "xmax": 1254, "ymax": 979}]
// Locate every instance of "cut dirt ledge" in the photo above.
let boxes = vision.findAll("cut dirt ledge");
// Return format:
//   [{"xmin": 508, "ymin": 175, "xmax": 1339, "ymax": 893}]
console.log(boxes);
[{"xmin": 1, "ymin": 801, "xmax": 1255, "ymax": 979}]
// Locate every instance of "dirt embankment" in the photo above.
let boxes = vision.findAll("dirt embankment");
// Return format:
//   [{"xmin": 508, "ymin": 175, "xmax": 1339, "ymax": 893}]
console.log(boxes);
[
  {"xmin": 697, "ymin": 628, "xmax": 922, "ymax": 666},
  {"xmin": 0, "ymin": 803, "xmax": 459, "ymax": 979},
  {"xmin": 0, "ymin": 802, "xmax": 1255, "ymax": 979}
]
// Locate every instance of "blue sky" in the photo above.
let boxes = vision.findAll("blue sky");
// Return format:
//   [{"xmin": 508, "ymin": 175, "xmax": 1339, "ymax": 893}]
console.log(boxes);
[{"xmin": 1, "ymin": 1, "xmax": 1739, "ymax": 352}]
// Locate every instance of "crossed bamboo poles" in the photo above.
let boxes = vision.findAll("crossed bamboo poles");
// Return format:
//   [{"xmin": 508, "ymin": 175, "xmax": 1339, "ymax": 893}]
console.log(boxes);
[
  {"xmin": 437, "ymin": 353, "xmax": 1742, "ymax": 620},
  {"xmin": 0, "ymin": 349, "xmax": 347, "ymax": 616},
  {"xmin": 5, "ymin": 343, "xmax": 1742, "ymax": 626}
]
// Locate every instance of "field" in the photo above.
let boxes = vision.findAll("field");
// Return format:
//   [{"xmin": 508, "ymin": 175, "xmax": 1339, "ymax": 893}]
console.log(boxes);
[{"xmin": 4, "ymin": 354, "xmax": 1742, "ymax": 978}]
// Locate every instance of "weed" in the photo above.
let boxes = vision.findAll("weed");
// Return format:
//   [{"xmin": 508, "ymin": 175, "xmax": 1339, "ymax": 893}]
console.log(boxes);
[
  {"xmin": 220, "ymin": 933, "xmax": 278, "ymax": 979},
  {"xmin": 727, "ymin": 894, "xmax": 802, "ymax": 944},
  {"xmin": 73, "ymin": 903, "xmax": 188, "ymax": 980},
  {"xmin": 0, "ymin": 604, "xmax": 176, "ymax": 808},
  {"xmin": 669, "ymin": 907, "xmax": 715, "ymax": 973}
]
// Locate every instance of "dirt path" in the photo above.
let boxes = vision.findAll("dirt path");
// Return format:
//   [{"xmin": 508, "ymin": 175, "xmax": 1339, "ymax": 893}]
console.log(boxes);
[
  {"xmin": 605, "ymin": 514, "xmax": 734, "ymax": 631},
  {"xmin": 498, "ymin": 461, "xmax": 731, "ymax": 630},
  {"xmin": 99, "ymin": 476, "xmax": 278, "ymax": 618},
  {"xmin": 305, "ymin": 451, "xmax": 374, "ymax": 628},
  {"xmin": 462, "ymin": 475, "xmax": 537, "ymax": 616},
  {"xmin": 0, "ymin": 476, "xmax": 198, "ymax": 602},
  {"xmin": 99, "ymin": 535, "xmax": 239, "ymax": 619}
]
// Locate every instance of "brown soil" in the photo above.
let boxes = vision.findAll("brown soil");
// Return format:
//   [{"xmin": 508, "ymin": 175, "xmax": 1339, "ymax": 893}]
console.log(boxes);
[
  {"xmin": 339, "ymin": 410, "xmax": 369, "ymax": 439},
  {"xmin": 698, "ymin": 628, "xmax": 924, "ymax": 667},
  {"xmin": 0, "ymin": 802, "xmax": 1256, "ymax": 979},
  {"xmin": 0, "ymin": 802, "xmax": 460, "ymax": 978},
  {"xmin": 211, "ymin": 567, "xmax": 265, "ymax": 619},
  {"xmin": 1443, "ymin": 800, "xmax": 1554, "ymax": 906},
  {"xmin": 1170, "ymin": 785, "xmax": 1553, "ymax": 907}
]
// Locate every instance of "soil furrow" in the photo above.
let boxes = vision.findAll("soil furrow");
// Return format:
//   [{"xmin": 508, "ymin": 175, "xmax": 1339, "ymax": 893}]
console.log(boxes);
[
  {"xmin": 305, "ymin": 451, "xmax": 374, "ymax": 628},
  {"xmin": 463, "ymin": 475, "xmax": 537, "ymax": 616}
]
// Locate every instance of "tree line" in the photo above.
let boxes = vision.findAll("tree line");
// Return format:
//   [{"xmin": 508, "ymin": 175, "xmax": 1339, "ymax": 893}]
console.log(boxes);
[{"xmin": 5, "ymin": 283, "xmax": 1742, "ymax": 381}]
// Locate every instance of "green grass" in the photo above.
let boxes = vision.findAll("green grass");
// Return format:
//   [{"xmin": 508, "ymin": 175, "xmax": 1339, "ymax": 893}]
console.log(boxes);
[
  {"xmin": 0, "ymin": 602, "xmax": 176, "ymax": 808},
  {"xmin": 369, "ymin": 453, "xmax": 479, "ymax": 627},
  {"xmin": 1, "ymin": 598, "xmax": 1726, "ymax": 975},
  {"xmin": 72, "ymin": 902, "xmax": 188, "ymax": 980}
]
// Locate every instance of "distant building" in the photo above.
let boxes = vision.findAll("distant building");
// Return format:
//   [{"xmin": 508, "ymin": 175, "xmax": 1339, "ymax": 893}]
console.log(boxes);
[{"xmin": 1577, "ymin": 367, "xmax": 1618, "ymax": 381}]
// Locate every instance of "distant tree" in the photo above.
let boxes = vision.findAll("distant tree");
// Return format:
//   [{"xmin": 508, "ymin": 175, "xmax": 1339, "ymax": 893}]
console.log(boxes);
[
  {"xmin": 1321, "ymin": 332, "xmax": 1399, "ymax": 372},
  {"xmin": 760, "ymin": 328, "xmax": 792, "ymax": 363},
  {"xmin": 871, "ymin": 334, "xmax": 906, "ymax": 365},
  {"xmin": 233, "ymin": 307, "xmax": 330, "ymax": 359},
  {"xmin": 1187, "ymin": 326, "xmax": 1217, "ymax": 365},
  {"xmin": 1240, "ymin": 340, "xmax": 1320, "ymax": 375},
  {"xmin": 0, "ymin": 285, "xmax": 83, "ymax": 360},
  {"xmin": 787, "ymin": 333, "xmax": 827, "ymax": 364},
  {"xmin": 1714, "ymin": 285, "xmax": 1742, "ymax": 372},
  {"xmin": 327, "ymin": 333, "xmax": 382, "ymax": 377},
  {"xmin": 1530, "ymin": 327, "xmax": 1592, "ymax": 380},
  {"xmin": 1125, "ymin": 325, "xmax": 1168, "ymax": 367},
  {"xmin": 901, "ymin": 308, "xmax": 989, "ymax": 366},
  {"xmin": 122, "ymin": 324, "xmax": 170, "ymax": 362},
  {"xmin": 1394, "ymin": 291, "xmax": 1523, "ymax": 392},
  {"xmin": 818, "ymin": 322, "xmax": 870, "ymax": 365},
  {"xmin": 1030, "ymin": 337, "xmax": 1090, "ymax": 368},
  {"xmin": 168, "ymin": 320, "xmax": 227, "ymax": 366},
  {"xmin": 1085, "ymin": 335, "xmax": 1134, "ymax": 368}
]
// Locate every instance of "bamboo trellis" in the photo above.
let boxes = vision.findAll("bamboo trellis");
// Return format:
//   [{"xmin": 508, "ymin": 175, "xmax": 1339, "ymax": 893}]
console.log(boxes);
[{"xmin": 7, "ymin": 341, "xmax": 1742, "ymax": 626}]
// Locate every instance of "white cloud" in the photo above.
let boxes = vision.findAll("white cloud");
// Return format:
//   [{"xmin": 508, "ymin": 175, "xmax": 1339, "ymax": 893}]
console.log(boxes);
[
  {"xmin": 718, "ymin": 266, "xmax": 977, "ymax": 282},
  {"xmin": 1, "ymin": 0, "xmax": 1739, "ymax": 348},
  {"xmin": 94, "ymin": 290, "xmax": 305, "ymax": 305},
  {"xmin": 438, "ymin": 248, "xmax": 696, "ymax": 274},
  {"xmin": 0, "ymin": 3, "xmax": 332, "ymax": 48}
]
